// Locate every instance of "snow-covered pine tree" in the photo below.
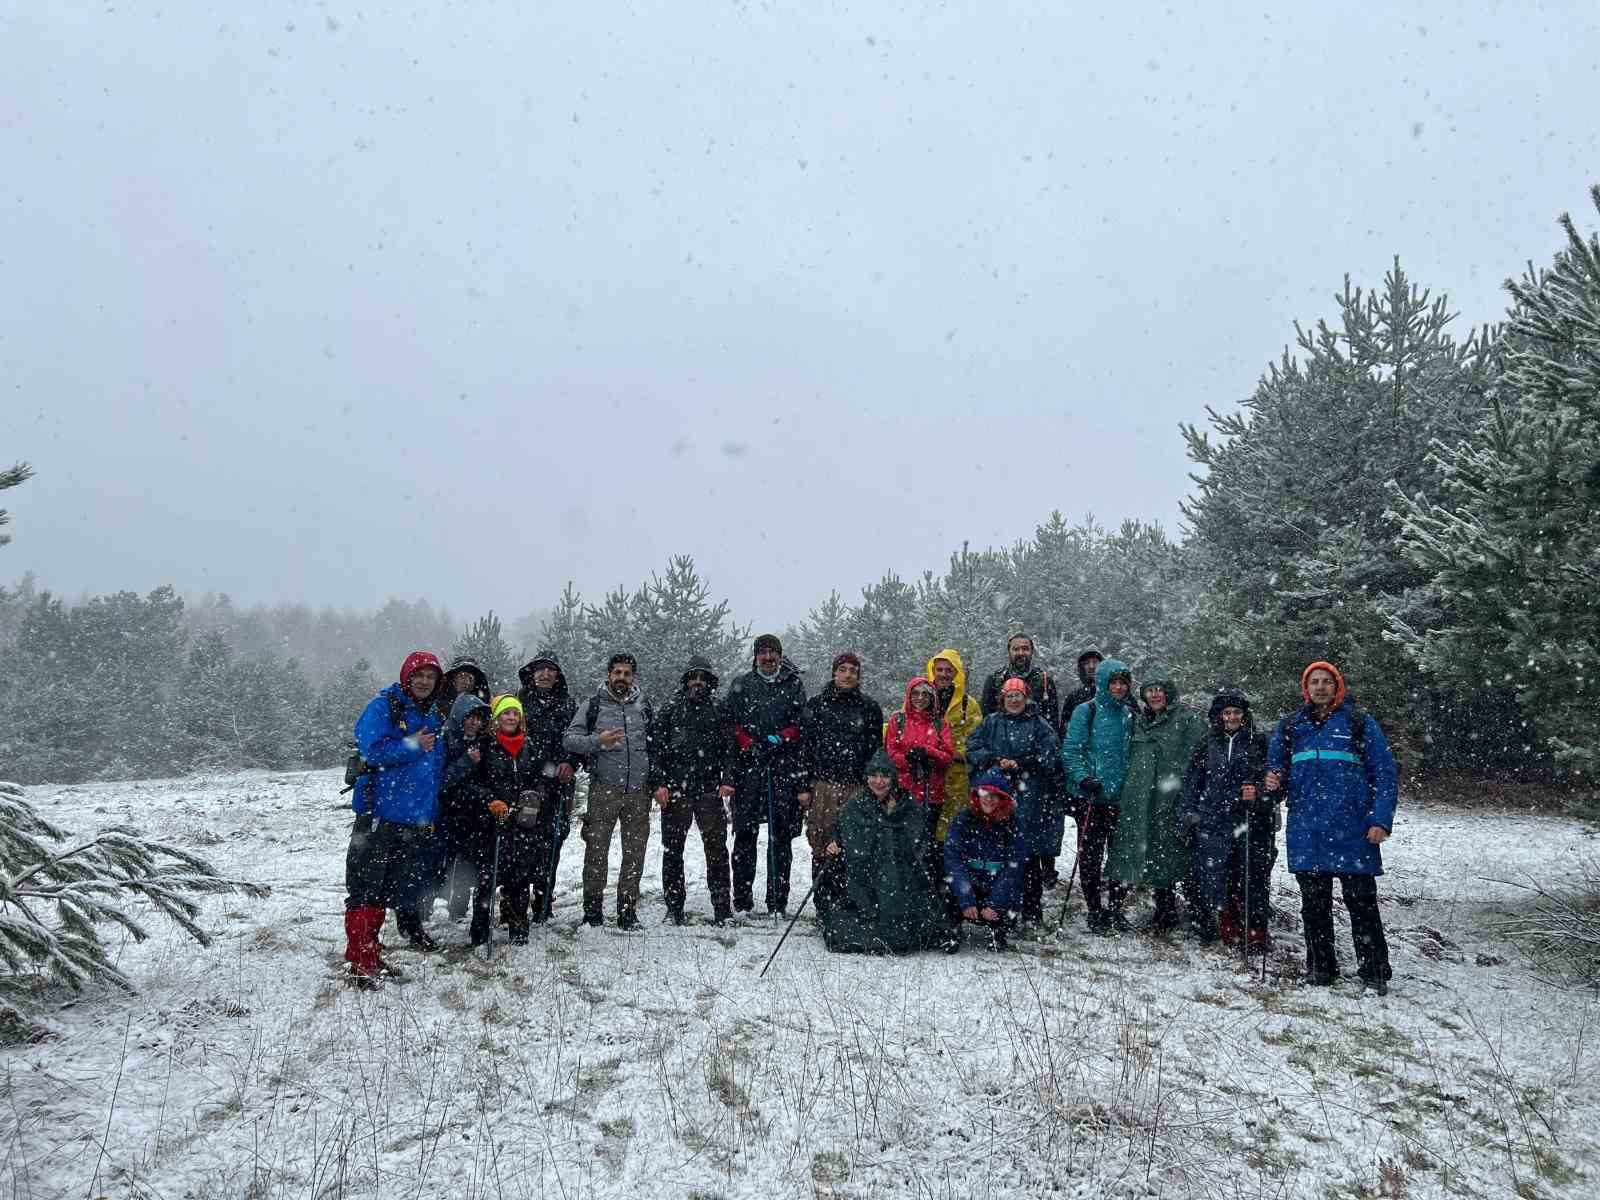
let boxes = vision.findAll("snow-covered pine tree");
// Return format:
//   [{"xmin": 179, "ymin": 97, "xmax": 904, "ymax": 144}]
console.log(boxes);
[
  {"xmin": 1388, "ymin": 187, "xmax": 1600, "ymax": 772},
  {"xmin": 786, "ymin": 590, "xmax": 853, "ymax": 683},
  {"xmin": 0, "ymin": 461, "xmax": 31, "ymax": 550},
  {"xmin": 845, "ymin": 572, "xmax": 922, "ymax": 708},
  {"xmin": 1180, "ymin": 262, "xmax": 1497, "ymax": 739},
  {"xmin": 627, "ymin": 555, "xmax": 747, "ymax": 698},
  {"xmin": 449, "ymin": 610, "xmax": 518, "ymax": 695},
  {"xmin": 0, "ymin": 779, "xmax": 268, "ymax": 1041},
  {"xmin": 536, "ymin": 583, "xmax": 593, "ymax": 691},
  {"xmin": 306, "ymin": 658, "xmax": 379, "ymax": 768}
]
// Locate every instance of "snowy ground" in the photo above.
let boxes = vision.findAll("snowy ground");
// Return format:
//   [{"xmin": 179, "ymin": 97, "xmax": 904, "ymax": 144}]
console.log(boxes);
[{"xmin": 5, "ymin": 771, "xmax": 1600, "ymax": 1200}]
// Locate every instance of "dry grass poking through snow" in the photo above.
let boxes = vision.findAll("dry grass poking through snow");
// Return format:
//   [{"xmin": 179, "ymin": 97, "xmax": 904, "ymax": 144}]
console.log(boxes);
[{"xmin": 3, "ymin": 772, "xmax": 1600, "ymax": 1199}]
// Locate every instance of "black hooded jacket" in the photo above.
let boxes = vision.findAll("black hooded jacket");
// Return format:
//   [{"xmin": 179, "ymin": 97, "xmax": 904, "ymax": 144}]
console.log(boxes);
[
  {"xmin": 647, "ymin": 655, "xmax": 734, "ymax": 797},
  {"xmin": 1058, "ymin": 648, "xmax": 1102, "ymax": 736},
  {"xmin": 444, "ymin": 655, "xmax": 493, "ymax": 706},
  {"xmin": 517, "ymin": 651, "xmax": 580, "ymax": 773},
  {"xmin": 801, "ymin": 682, "xmax": 885, "ymax": 786},
  {"xmin": 1182, "ymin": 688, "xmax": 1269, "ymax": 822}
]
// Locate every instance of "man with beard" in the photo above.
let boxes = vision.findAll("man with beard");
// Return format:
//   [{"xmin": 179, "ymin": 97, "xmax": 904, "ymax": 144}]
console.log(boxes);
[
  {"xmin": 648, "ymin": 655, "xmax": 735, "ymax": 925},
  {"xmin": 799, "ymin": 651, "xmax": 884, "ymax": 916},
  {"xmin": 721, "ymin": 634, "xmax": 809, "ymax": 918},
  {"xmin": 563, "ymin": 653, "xmax": 654, "ymax": 929},
  {"xmin": 979, "ymin": 634, "xmax": 1061, "ymax": 728},
  {"xmin": 516, "ymin": 651, "xmax": 579, "ymax": 923}
]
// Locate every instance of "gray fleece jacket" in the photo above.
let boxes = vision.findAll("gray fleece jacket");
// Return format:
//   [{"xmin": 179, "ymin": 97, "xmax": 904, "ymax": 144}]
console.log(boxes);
[{"xmin": 562, "ymin": 684, "xmax": 653, "ymax": 794}]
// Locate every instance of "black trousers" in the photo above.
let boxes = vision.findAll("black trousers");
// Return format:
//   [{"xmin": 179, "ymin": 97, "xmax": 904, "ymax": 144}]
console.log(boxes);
[
  {"xmin": 1296, "ymin": 872, "xmax": 1391, "ymax": 982},
  {"xmin": 732, "ymin": 799, "xmax": 801, "ymax": 912},
  {"xmin": 345, "ymin": 815, "xmax": 432, "ymax": 910},
  {"xmin": 1226, "ymin": 808, "xmax": 1277, "ymax": 934},
  {"xmin": 1076, "ymin": 803, "xmax": 1123, "ymax": 911},
  {"xmin": 661, "ymin": 791, "xmax": 733, "ymax": 917}
]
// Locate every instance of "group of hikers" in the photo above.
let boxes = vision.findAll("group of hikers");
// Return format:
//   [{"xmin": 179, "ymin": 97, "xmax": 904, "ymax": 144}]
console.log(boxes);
[{"xmin": 341, "ymin": 633, "xmax": 1399, "ymax": 995}]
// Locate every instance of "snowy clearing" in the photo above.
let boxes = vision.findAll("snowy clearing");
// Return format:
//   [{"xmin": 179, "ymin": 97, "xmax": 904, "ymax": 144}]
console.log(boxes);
[{"xmin": 5, "ymin": 770, "xmax": 1600, "ymax": 1200}]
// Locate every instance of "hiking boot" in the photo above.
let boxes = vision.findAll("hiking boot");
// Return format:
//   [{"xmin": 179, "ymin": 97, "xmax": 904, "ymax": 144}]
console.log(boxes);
[
  {"xmin": 941, "ymin": 930, "xmax": 961, "ymax": 955},
  {"xmin": 582, "ymin": 895, "xmax": 604, "ymax": 928},
  {"xmin": 1303, "ymin": 969, "xmax": 1339, "ymax": 987},
  {"xmin": 1362, "ymin": 977, "xmax": 1390, "ymax": 997},
  {"xmin": 406, "ymin": 929, "xmax": 442, "ymax": 953},
  {"xmin": 1246, "ymin": 928, "xmax": 1270, "ymax": 957},
  {"xmin": 617, "ymin": 903, "xmax": 641, "ymax": 931},
  {"xmin": 667, "ymin": 908, "xmax": 687, "ymax": 927},
  {"xmin": 508, "ymin": 927, "xmax": 529, "ymax": 946},
  {"xmin": 1107, "ymin": 910, "xmax": 1131, "ymax": 935},
  {"xmin": 1086, "ymin": 909, "xmax": 1113, "ymax": 936}
]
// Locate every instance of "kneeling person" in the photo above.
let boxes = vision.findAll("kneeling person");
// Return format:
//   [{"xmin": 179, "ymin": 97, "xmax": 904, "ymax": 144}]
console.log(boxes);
[
  {"xmin": 943, "ymin": 769, "xmax": 1027, "ymax": 952},
  {"xmin": 820, "ymin": 751, "xmax": 947, "ymax": 955}
]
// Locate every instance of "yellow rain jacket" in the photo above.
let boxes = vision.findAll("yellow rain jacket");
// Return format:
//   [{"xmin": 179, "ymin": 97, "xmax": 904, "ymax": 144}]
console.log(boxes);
[{"xmin": 926, "ymin": 649, "xmax": 984, "ymax": 840}]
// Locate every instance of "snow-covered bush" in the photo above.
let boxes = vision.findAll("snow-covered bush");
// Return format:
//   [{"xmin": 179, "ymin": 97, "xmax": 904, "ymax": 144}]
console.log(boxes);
[{"xmin": 0, "ymin": 780, "xmax": 267, "ymax": 1042}]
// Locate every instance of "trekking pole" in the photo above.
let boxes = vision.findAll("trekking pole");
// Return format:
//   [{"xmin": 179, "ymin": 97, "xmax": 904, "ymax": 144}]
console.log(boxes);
[
  {"xmin": 1241, "ymin": 802, "xmax": 1251, "ymax": 973},
  {"xmin": 485, "ymin": 825, "xmax": 504, "ymax": 963},
  {"xmin": 1056, "ymin": 798, "xmax": 1092, "ymax": 930},
  {"xmin": 765, "ymin": 763, "xmax": 777, "ymax": 915},
  {"xmin": 759, "ymin": 883, "xmax": 815, "ymax": 978}
]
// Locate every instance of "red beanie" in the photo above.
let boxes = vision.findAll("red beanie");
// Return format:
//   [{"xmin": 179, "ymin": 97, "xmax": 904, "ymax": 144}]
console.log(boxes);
[{"xmin": 400, "ymin": 650, "xmax": 443, "ymax": 691}]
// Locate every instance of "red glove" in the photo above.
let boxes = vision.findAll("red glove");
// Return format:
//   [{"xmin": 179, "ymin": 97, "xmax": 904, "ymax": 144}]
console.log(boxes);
[
  {"xmin": 734, "ymin": 727, "xmax": 756, "ymax": 752},
  {"xmin": 778, "ymin": 726, "xmax": 800, "ymax": 742}
]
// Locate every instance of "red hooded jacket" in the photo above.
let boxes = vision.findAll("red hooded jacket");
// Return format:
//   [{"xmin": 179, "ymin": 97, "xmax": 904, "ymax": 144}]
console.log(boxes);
[{"xmin": 884, "ymin": 676, "xmax": 956, "ymax": 806}]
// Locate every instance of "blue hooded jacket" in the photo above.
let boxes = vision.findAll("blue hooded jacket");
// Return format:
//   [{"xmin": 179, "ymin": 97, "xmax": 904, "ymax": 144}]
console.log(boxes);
[
  {"xmin": 1060, "ymin": 658, "xmax": 1136, "ymax": 805},
  {"xmin": 351, "ymin": 682, "xmax": 446, "ymax": 826},
  {"xmin": 1267, "ymin": 700, "xmax": 1398, "ymax": 875},
  {"xmin": 943, "ymin": 769, "xmax": 1026, "ymax": 912}
]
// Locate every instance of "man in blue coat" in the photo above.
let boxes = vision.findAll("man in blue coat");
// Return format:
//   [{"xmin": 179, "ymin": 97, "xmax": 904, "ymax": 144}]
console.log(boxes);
[
  {"xmin": 1266, "ymin": 661, "xmax": 1398, "ymax": 993},
  {"xmin": 343, "ymin": 650, "xmax": 447, "ymax": 987}
]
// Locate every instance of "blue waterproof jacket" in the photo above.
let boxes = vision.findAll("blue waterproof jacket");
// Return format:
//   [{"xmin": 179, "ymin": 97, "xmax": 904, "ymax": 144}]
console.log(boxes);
[
  {"xmin": 966, "ymin": 704, "xmax": 1066, "ymax": 856},
  {"xmin": 1267, "ymin": 701, "xmax": 1398, "ymax": 875},
  {"xmin": 351, "ymin": 683, "xmax": 446, "ymax": 826},
  {"xmin": 1061, "ymin": 658, "xmax": 1136, "ymax": 805},
  {"xmin": 943, "ymin": 809, "xmax": 1026, "ymax": 912}
]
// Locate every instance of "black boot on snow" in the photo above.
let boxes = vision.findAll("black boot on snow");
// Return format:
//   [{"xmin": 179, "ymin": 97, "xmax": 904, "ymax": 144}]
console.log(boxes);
[
  {"xmin": 582, "ymin": 895, "xmax": 604, "ymax": 928},
  {"xmin": 617, "ymin": 901, "xmax": 641, "ymax": 931},
  {"xmin": 667, "ymin": 908, "xmax": 687, "ymax": 927}
]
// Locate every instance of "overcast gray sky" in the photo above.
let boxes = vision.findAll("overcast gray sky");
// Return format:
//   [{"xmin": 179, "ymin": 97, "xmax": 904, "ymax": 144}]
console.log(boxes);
[{"xmin": 2, "ymin": 3, "xmax": 1596, "ymax": 630}]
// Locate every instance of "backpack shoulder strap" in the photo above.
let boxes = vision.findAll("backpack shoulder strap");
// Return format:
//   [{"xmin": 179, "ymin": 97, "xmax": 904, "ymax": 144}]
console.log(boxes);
[
  {"xmin": 894, "ymin": 711, "xmax": 906, "ymax": 738},
  {"xmin": 585, "ymin": 694, "xmax": 603, "ymax": 734}
]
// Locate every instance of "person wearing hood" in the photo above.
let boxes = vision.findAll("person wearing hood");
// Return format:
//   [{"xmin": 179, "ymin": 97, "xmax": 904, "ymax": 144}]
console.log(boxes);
[
  {"xmin": 980, "ymin": 634, "xmax": 1062, "ymax": 728},
  {"xmin": 421, "ymin": 691, "xmax": 492, "ymax": 930},
  {"xmin": 474, "ymin": 695, "xmax": 544, "ymax": 945},
  {"xmin": 1058, "ymin": 648, "xmax": 1104, "ymax": 737},
  {"xmin": 426, "ymin": 657, "xmax": 489, "ymax": 920},
  {"xmin": 925, "ymin": 649, "xmax": 985, "ymax": 842},
  {"xmin": 1108, "ymin": 673, "xmax": 1207, "ymax": 934},
  {"xmin": 1181, "ymin": 688, "xmax": 1270, "ymax": 947},
  {"xmin": 343, "ymin": 651, "xmax": 447, "ymax": 987},
  {"xmin": 799, "ymin": 651, "xmax": 885, "ymax": 916},
  {"xmin": 647, "ymin": 656, "xmax": 735, "ymax": 925},
  {"xmin": 819, "ymin": 750, "xmax": 948, "ymax": 955},
  {"xmin": 518, "ymin": 651, "xmax": 579, "ymax": 923},
  {"xmin": 444, "ymin": 655, "xmax": 493, "ymax": 707},
  {"xmin": 966, "ymin": 677, "xmax": 1066, "ymax": 926},
  {"xmin": 563, "ymin": 652, "xmax": 655, "ymax": 929},
  {"xmin": 1060, "ymin": 657, "xmax": 1137, "ymax": 935},
  {"xmin": 720, "ymin": 634, "xmax": 809, "ymax": 918},
  {"xmin": 943, "ymin": 768, "xmax": 1028, "ymax": 952},
  {"xmin": 1266, "ymin": 662, "xmax": 1399, "ymax": 993}
]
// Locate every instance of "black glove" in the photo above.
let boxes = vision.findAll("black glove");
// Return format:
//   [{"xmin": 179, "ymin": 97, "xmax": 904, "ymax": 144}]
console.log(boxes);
[{"xmin": 905, "ymin": 746, "xmax": 929, "ymax": 768}]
